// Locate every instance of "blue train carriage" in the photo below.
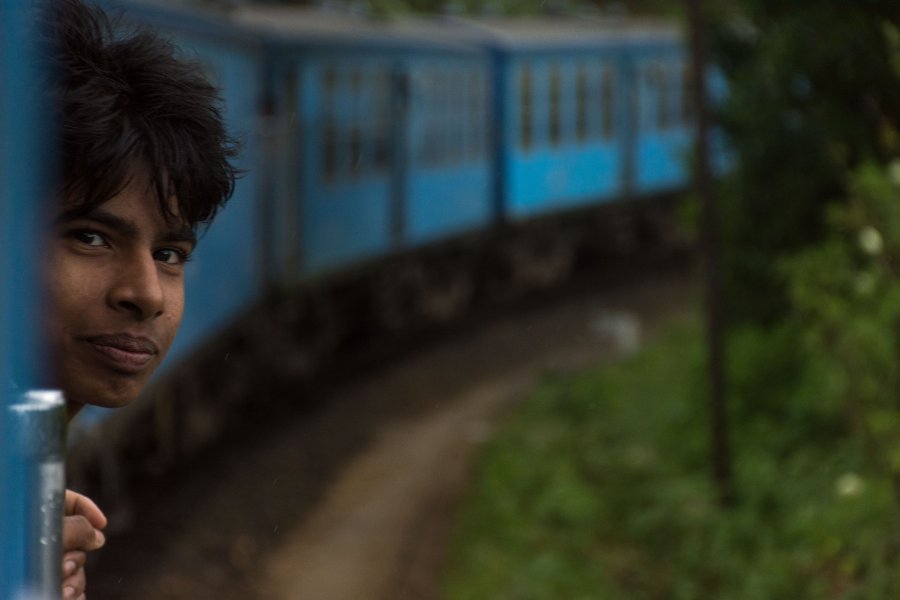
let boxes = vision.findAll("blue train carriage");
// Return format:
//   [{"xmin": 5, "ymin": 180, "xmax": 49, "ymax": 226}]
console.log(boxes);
[
  {"xmin": 453, "ymin": 16, "xmax": 690, "ymax": 220},
  {"xmin": 233, "ymin": 6, "xmax": 494, "ymax": 281}
]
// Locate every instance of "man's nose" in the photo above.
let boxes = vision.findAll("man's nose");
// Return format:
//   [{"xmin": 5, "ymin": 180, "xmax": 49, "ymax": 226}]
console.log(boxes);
[{"xmin": 108, "ymin": 254, "xmax": 165, "ymax": 320}]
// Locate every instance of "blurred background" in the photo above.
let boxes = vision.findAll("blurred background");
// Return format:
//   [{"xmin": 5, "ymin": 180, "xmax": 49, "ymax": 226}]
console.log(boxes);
[{"xmin": 5, "ymin": 0, "xmax": 900, "ymax": 598}]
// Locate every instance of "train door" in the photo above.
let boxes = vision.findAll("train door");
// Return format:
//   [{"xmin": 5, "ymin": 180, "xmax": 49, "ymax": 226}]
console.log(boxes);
[
  {"xmin": 632, "ymin": 45, "xmax": 692, "ymax": 194},
  {"xmin": 297, "ymin": 55, "xmax": 394, "ymax": 275},
  {"xmin": 401, "ymin": 55, "xmax": 493, "ymax": 246}
]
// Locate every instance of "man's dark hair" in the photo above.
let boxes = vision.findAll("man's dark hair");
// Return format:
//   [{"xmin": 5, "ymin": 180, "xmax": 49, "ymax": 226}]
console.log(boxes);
[{"xmin": 48, "ymin": 0, "xmax": 239, "ymax": 229}]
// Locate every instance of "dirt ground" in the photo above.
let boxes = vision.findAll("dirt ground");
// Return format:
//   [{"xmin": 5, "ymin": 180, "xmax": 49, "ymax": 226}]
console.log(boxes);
[{"xmin": 88, "ymin": 267, "xmax": 696, "ymax": 600}]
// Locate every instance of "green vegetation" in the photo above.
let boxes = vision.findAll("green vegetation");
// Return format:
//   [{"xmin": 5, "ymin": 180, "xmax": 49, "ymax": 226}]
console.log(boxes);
[
  {"xmin": 712, "ymin": 3, "xmax": 900, "ymax": 324},
  {"xmin": 780, "ymin": 161, "xmax": 900, "ymax": 502},
  {"xmin": 442, "ymin": 319, "xmax": 900, "ymax": 598}
]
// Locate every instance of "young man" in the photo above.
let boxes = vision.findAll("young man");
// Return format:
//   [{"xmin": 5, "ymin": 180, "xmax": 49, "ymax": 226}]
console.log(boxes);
[{"xmin": 44, "ymin": 1, "xmax": 238, "ymax": 597}]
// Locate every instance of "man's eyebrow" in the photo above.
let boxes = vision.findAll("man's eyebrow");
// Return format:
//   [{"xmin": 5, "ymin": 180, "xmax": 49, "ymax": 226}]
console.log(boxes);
[
  {"xmin": 55, "ymin": 208, "xmax": 197, "ymax": 247},
  {"xmin": 55, "ymin": 208, "xmax": 138, "ymax": 237},
  {"xmin": 162, "ymin": 227, "xmax": 197, "ymax": 247}
]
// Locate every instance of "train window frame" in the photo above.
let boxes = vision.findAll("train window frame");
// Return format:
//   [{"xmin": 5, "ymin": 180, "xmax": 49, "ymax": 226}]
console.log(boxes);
[{"xmin": 321, "ymin": 65, "xmax": 339, "ymax": 184}]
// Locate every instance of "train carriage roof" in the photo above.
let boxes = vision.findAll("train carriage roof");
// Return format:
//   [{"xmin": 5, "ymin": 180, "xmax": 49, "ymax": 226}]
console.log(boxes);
[
  {"xmin": 230, "ymin": 6, "xmax": 682, "ymax": 53},
  {"xmin": 422, "ymin": 15, "xmax": 682, "ymax": 49},
  {"xmin": 105, "ymin": 0, "xmax": 264, "ymax": 47},
  {"xmin": 231, "ymin": 6, "xmax": 484, "ymax": 54},
  {"xmin": 105, "ymin": 2, "xmax": 682, "ymax": 55}
]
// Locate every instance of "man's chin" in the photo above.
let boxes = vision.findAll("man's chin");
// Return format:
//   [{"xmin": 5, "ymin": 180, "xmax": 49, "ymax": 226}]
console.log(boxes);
[{"xmin": 61, "ymin": 377, "xmax": 145, "ymax": 413}]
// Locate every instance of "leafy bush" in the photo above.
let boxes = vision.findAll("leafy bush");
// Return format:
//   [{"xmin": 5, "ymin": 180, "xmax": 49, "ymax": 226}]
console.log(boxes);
[
  {"xmin": 779, "ymin": 161, "xmax": 900, "ymax": 499},
  {"xmin": 712, "ymin": 4, "xmax": 900, "ymax": 325},
  {"xmin": 442, "ymin": 319, "xmax": 900, "ymax": 599}
]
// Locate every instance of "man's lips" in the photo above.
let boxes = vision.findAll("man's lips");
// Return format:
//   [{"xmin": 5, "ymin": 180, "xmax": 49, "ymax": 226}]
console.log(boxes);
[{"xmin": 79, "ymin": 334, "xmax": 159, "ymax": 373}]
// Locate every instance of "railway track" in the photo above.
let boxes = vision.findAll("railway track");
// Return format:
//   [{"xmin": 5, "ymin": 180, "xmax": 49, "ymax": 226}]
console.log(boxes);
[{"xmin": 86, "ymin": 256, "xmax": 697, "ymax": 599}]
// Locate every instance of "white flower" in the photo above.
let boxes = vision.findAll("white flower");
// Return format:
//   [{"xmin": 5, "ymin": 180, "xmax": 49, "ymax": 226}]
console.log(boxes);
[
  {"xmin": 888, "ymin": 160, "xmax": 900, "ymax": 187},
  {"xmin": 835, "ymin": 472, "xmax": 864, "ymax": 498},
  {"xmin": 859, "ymin": 226, "xmax": 883, "ymax": 256}
]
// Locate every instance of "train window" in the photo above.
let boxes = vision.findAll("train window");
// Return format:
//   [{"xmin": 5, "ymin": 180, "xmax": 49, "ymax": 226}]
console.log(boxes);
[
  {"xmin": 520, "ymin": 65, "xmax": 533, "ymax": 151},
  {"xmin": 322, "ymin": 66, "xmax": 339, "ymax": 183},
  {"xmin": 657, "ymin": 63, "xmax": 670, "ymax": 130},
  {"xmin": 642, "ymin": 63, "xmax": 653, "ymax": 132},
  {"xmin": 321, "ymin": 63, "xmax": 395, "ymax": 182},
  {"xmin": 642, "ymin": 62, "xmax": 661, "ymax": 133},
  {"xmin": 349, "ymin": 68, "xmax": 364, "ymax": 177},
  {"xmin": 349, "ymin": 126, "xmax": 363, "ymax": 179},
  {"xmin": 468, "ymin": 70, "xmax": 485, "ymax": 160},
  {"xmin": 451, "ymin": 69, "xmax": 465, "ymax": 163},
  {"xmin": 458, "ymin": 68, "xmax": 470, "ymax": 162},
  {"xmin": 438, "ymin": 71, "xmax": 449, "ymax": 165},
  {"xmin": 371, "ymin": 70, "xmax": 391, "ymax": 173},
  {"xmin": 576, "ymin": 64, "xmax": 588, "ymax": 143},
  {"xmin": 420, "ymin": 69, "xmax": 445, "ymax": 167},
  {"xmin": 549, "ymin": 63, "xmax": 562, "ymax": 146},
  {"xmin": 681, "ymin": 61, "xmax": 694, "ymax": 124},
  {"xmin": 477, "ymin": 71, "xmax": 488, "ymax": 157},
  {"xmin": 584, "ymin": 60, "xmax": 601, "ymax": 139},
  {"xmin": 602, "ymin": 65, "xmax": 615, "ymax": 139}
]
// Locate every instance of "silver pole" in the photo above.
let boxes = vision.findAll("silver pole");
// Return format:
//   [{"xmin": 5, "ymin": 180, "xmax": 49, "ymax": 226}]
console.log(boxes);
[{"xmin": 8, "ymin": 390, "xmax": 66, "ymax": 600}]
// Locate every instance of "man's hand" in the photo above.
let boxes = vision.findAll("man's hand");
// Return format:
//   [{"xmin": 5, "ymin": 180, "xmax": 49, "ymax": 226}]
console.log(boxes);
[{"xmin": 62, "ymin": 490, "xmax": 107, "ymax": 600}]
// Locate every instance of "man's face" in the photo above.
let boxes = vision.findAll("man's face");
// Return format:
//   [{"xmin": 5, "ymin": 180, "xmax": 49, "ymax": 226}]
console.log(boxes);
[{"xmin": 44, "ymin": 172, "xmax": 196, "ymax": 411}]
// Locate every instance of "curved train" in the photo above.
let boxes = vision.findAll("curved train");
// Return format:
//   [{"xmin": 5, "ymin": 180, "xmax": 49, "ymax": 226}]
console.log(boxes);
[{"xmin": 4, "ymin": 0, "xmax": 728, "ymax": 512}]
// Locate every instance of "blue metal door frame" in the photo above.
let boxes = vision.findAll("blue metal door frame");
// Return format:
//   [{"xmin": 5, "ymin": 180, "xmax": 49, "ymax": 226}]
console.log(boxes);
[{"xmin": 1, "ymin": 1, "xmax": 55, "ymax": 596}]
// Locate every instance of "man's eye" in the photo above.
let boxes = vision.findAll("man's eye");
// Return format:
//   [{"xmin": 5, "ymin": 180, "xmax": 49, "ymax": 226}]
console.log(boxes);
[
  {"xmin": 73, "ymin": 230, "xmax": 106, "ymax": 246},
  {"xmin": 154, "ymin": 248, "xmax": 190, "ymax": 266}
]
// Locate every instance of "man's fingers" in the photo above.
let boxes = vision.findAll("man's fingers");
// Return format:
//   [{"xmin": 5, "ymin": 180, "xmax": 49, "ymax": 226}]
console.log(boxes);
[
  {"xmin": 65, "ymin": 489, "xmax": 107, "ymax": 529},
  {"xmin": 62, "ymin": 550, "xmax": 86, "ymax": 577},
  {"xmin": 62, "ymin": 515, "xmax": 105, "ymax": 552},
  {"xmin": 62, "ymin": 566, "xmax": 85, "ymax": 599}
]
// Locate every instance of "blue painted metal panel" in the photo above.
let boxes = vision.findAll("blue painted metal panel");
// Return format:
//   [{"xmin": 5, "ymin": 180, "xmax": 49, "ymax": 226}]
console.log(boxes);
[
  {"xmin": 1, "ymin": 1, "xmax": 53, "ymax": 596},
  {"xmin": 508, "ymin": 144, "xmax": 622, "ymax": 218},
  {"xmin": 304, "ymin": 180, "xmax": 394, "ymax": 273},
  {"xmin": 635, "ymin": 130, "xmax": 691, "ymax": 192},
  {"xmin": 406, "ymin": 165, "xmax": 493, "ymax": 243}
]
